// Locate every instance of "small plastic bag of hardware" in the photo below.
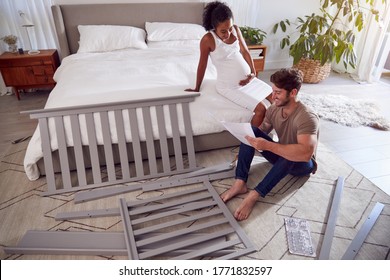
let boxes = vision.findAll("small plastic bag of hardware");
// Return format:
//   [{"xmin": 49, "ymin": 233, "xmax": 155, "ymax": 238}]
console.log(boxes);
[{"xmin": 285, "ymin": 217, "xmax": 316, "ymax": 257}]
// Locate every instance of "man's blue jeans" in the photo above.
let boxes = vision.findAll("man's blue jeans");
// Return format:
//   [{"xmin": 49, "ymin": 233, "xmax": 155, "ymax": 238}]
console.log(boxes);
[{"xmin": 235, "ymin": 126, "xmax": 315, "ymax": 197}]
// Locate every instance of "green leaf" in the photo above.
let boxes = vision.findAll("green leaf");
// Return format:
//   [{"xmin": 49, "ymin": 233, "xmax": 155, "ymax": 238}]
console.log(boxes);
[
  {"xmin": 323, "ymin": 0, "xmax": 329, "ymax": 8},
  {"xmin": 280, "ymin": 21, "xmax": 286, "ymax": 32},
  {"xmin": 355, "ymin": 12, "xmax": 364, "ymax": 31}
]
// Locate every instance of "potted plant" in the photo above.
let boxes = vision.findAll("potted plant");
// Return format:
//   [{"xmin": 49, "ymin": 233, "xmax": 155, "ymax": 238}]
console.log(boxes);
[
  {"xmin": 272, "ymin": 0, "xmax": 383, "ymax": 83},
  {"xmin": 240, "ymin": 26, "xmax": 267, "ymax": 46},
  {"xmin": 1, "ymin": 35, "xmax": 18, "ymax": 53}
]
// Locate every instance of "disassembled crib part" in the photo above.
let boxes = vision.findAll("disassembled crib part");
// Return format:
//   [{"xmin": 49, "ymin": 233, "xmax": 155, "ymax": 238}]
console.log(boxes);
[
  {"xmin": 342, "ymin": 202, "xmax": 384, "ymax": 260},
  {"xmin": 7, "ymin": 179, "xmax": 256, "ymax": 260},
  {"xmin": 318, "ymin": 176, "xmax": 344, "ymax": 260},
  {"xmin": 24, "ymin": 94, "xmax": 200, "ymax": 196},
  {"xmin": 4, "ymin": 230, "xmax": 233, "ymax": 257},
  {"xmin": 73, "ymin": 162, "xmax": 235, "ymax": 203}
]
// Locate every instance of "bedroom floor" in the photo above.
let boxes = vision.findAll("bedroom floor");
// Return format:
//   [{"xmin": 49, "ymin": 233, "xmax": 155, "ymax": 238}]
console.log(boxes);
[{"xmin": 0, "ymin": 70, "xmax": 389, "ymax": 199}]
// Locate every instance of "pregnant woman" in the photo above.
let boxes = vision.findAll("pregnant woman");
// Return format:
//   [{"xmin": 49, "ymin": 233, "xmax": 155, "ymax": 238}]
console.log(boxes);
[{"xmin": 186, "ymin": 1, "xmax": 272, "ymax": 126}]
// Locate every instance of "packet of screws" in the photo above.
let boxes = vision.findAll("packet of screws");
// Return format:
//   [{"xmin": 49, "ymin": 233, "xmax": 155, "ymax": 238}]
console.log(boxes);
[{"xmin": 285, "ymin": 217, "xmax": 316, "ymax": 257}]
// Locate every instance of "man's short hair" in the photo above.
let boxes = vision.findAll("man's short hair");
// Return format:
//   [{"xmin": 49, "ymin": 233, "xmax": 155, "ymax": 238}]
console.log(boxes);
[{"xmin": 270, "ymin": 68, "xmax": 303, "ymax": 92}]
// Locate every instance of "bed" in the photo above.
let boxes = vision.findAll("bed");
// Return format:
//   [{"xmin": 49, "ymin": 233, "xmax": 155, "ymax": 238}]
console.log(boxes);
[{"xmin": 23, "ymin": 3, "xmax": 257, "ymax": 194}]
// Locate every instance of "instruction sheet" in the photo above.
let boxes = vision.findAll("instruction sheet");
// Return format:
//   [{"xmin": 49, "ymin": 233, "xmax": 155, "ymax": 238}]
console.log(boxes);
[{"xmin": 219, "ymin": 121, "xmax": 254, "ymax": 147}]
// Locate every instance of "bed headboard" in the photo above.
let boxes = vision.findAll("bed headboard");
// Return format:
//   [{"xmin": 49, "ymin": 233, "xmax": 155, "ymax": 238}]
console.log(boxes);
[{"xmin": 51, "ymin": 3, "xmax": 204, "ymax": 59}]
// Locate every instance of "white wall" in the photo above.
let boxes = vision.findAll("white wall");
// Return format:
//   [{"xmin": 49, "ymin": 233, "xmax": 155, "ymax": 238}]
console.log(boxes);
[{"xmin": 256, "ymin": 0, "xmax": 320, "ymax": 69}]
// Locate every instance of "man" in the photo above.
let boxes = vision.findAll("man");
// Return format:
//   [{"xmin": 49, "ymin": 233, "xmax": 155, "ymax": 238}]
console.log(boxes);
[{"xmin": 221, "ymin": 68, "xmax": 319, "ymax": 221}]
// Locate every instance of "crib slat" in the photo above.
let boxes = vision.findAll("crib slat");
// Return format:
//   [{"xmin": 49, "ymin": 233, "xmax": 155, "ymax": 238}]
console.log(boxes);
[
  {"xmin": 85, "ymin": 113, "xmax": 101, "ymax": 184},
  {"xmin": 54, "ymin": 116, "xmax": 72, "ymax": 189},
  {"xmin": 119, "ymin": 198, "xmax": 139, "ymax": 260},
  {"xmin": 130, "ymin": 201, "xmax": 217, "ymax": 225},
  {"xmin": 182, "ymin": 102, "xmax": 196, "ymax": 169},
  {"xmin": 168, "ymin": 104, "xmax": 184, "ymax": 171},
  {"xmin": 173, "ymin": 239, "xmax": 242, "ymax": 260},
  {"xmin": 128, "ymin": 109, "xmax": 143, "ymax": 177},
  {"xmin": 114, "ymin": 110, "xmax": 130, "ymax": 181},
  {"xmin": 38, "ymin": 118, "xmax": 56, "ymax": 192},
  {"xmin": 100, "ymin": 111, "xmax": 116, "ymax": 181},
  {"xmin": 134, "ymin": 208, "xmax": 223, "ymax": 236},
  {"xmin": 136, "ymin": 218, "xmax": 228, "ymax": 248},
  {"xmin": 142, "ymin": 107, "xmax": 157, "ymax": 175},
  {"xmin": 130, "ymin": 192, "xmax": 211, "ymax": 216},
  {"xmin": 70, "ymin": 115, "xmax": 87, "ymax": 186},
  {"xmin": 139, "ymin": 228, "xmax": 234, "ymax": 259},
  {"xmin": 155, "ymin": 105, "xmax": 170, "ymax": 173}
]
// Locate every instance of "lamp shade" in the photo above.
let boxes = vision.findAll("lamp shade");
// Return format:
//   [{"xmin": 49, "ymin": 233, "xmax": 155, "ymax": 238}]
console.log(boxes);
[{"xmin": 18, "ymin": 10, "xmax": 34, "ymax": 27}]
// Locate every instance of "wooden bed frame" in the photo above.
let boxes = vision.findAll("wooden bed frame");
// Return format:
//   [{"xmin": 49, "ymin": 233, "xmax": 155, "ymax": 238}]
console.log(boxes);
[{"xmin": 25, "ymin": 3, "xmax": 239, "ymax": 193}]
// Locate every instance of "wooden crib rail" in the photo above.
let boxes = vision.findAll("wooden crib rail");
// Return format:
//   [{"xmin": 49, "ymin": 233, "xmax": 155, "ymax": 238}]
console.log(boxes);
[{"xmin": 23, "ymin": 93, "xmax": 201, "ymax": 195}]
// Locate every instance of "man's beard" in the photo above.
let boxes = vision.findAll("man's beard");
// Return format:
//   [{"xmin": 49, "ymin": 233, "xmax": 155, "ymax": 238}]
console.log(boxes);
[{"xmin": 275, "ymin": 91, "xmax": 291, "ymax": 107}]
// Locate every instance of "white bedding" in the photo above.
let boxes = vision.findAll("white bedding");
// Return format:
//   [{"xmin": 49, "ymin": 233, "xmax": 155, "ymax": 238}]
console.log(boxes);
[{"xmin": 24, "ymin": 47, "xmax": 254, "ymax": 180}]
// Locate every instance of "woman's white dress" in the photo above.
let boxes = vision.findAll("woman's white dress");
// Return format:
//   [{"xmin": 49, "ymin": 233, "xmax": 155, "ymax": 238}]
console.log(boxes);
[{"xmin": 209, "ymin": 29, "xmax": 271, "ymax": 111}]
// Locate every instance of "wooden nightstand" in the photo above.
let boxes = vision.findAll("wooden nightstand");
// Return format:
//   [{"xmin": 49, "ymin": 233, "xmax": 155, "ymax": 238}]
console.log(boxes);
[
  {"xmin": 0, "ymin": 49, "xmax": 60, "ymax": 100},
  {"xmin": 248, "ymin": 45, "xmax": 266, "ymax": 75}
]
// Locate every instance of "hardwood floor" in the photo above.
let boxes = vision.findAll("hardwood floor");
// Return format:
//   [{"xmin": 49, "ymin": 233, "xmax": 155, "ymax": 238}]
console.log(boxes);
[
  {"xmin": 1, "ymin": 72, "xmax": 390, "ymax": 197},
  {"xmin": 0, "ymin": 90, "xmax": 49, "ymax": 158}
]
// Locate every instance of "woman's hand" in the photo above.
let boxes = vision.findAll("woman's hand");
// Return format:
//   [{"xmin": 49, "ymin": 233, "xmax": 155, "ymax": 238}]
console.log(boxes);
[
  {"xmin": 239, "ymin": 73, "xmax": 255, "ymax": 86},
  {"xmin": 185, "ymin": 88, "xmax": 200, "ymax": 92}
]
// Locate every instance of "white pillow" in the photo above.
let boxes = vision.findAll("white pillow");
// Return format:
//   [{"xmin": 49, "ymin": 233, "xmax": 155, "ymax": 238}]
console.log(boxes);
[
  {"xmin": 147, "ymin": 40, "xmax": 200, "ymax": 49},
  {"xmin": 77, "ymin": 25, "xmax": 147, "ymax": 53},
  {"xmin": 146, "ymin": 22, "xmax": 206, "ymax": 42}
]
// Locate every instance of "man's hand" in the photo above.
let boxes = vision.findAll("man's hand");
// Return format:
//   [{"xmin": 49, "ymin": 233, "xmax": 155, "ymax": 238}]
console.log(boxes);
[{"xmin": 245, "ymin": 135, "xmax": 268, "ymax": 151}]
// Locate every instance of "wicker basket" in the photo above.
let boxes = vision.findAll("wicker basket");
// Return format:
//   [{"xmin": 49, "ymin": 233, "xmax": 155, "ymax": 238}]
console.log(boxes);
[{"xmin": 293, "ymin": 58, "xmax": 331, "ymax": 84}]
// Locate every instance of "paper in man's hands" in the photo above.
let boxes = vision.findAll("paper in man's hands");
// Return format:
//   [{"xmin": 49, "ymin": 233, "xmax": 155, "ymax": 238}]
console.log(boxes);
[{"xmin": 220, "ymin": 121, "xmax": 254, "ymax": 147}]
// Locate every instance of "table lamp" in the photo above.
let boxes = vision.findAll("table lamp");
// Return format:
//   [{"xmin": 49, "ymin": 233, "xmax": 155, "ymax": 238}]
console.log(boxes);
[{"xmin": 18, "ymin": 10, "xmax": 40, "ymax": 55}]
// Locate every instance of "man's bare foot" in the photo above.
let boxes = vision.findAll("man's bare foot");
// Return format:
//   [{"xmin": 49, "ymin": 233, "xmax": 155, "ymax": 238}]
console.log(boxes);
[
  {"xmin": 234, "ymin": 190, "xmax": 260, "ymax": 221},
  {"xmin": 220, "ymin": 179, "xmax": 248, "ymax": 203}
]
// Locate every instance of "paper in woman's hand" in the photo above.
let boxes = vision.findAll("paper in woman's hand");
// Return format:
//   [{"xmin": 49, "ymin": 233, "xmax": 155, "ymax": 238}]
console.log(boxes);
[
  {"xmin": 220, "ymin": 121, "xmax": 254, "ymax": 146},
  {"xmin": 238, "ymin": 78, "xmax": 272, "ymax": 102}
]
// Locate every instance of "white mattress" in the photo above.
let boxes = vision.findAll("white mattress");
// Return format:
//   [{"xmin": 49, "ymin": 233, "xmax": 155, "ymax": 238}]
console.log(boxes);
[{"xmin": 24, "ymin": 47, "xmax": 254, "ymax": 180}]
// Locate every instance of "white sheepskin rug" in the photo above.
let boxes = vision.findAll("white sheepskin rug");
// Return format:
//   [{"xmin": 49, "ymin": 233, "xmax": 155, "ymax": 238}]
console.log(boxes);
[{"xmin": 298, "ymin": 92, "xmax": 390, "ymax": 130}]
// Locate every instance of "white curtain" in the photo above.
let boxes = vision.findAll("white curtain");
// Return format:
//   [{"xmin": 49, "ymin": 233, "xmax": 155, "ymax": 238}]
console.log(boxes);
[
  {"xmin": 331, "ymin": 0, "xmax": 390, "ymax": 82},
  {"xmin": 225, "ymin": 0, "xmax": 260, "ymax": 27},
  {"xmin": 0, "ymin": 0, "xmax": 57, "ymax": 94},
  {"xmin": 0, "ymin": 0, "xmax": 56, "ymax": 51},
  {"xmin": 353, "ymin": 0, "xmax": 390, "ymax": 82}
]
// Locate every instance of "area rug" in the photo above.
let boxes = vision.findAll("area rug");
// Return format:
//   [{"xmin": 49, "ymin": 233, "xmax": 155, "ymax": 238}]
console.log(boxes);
[
  {"xmin": 299, "ymin": 92, "xmax": 390, "ymax": 130},
  {"xmin": 0, "ymin": 139, "xmax": 389, "ymax": 260}
]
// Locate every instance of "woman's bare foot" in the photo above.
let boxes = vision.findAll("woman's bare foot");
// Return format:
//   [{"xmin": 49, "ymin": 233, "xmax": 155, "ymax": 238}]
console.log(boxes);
[
  {"xmin": 220, "ymin": 179, "xmax": 248, "ymax": 203},
  {"xmin": 234, "ymin": 190, "xmax": 260, "ymax": 221}
]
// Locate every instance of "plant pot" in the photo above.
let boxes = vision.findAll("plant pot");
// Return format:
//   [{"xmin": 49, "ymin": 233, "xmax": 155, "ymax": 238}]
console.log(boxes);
[
  {"xmin": 8, "ymin": 44, "xmax": 17, "ymax": 53},
  {"xmin": 293, "ymin": 58, "xmax": 331, "ymax": 84}
]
